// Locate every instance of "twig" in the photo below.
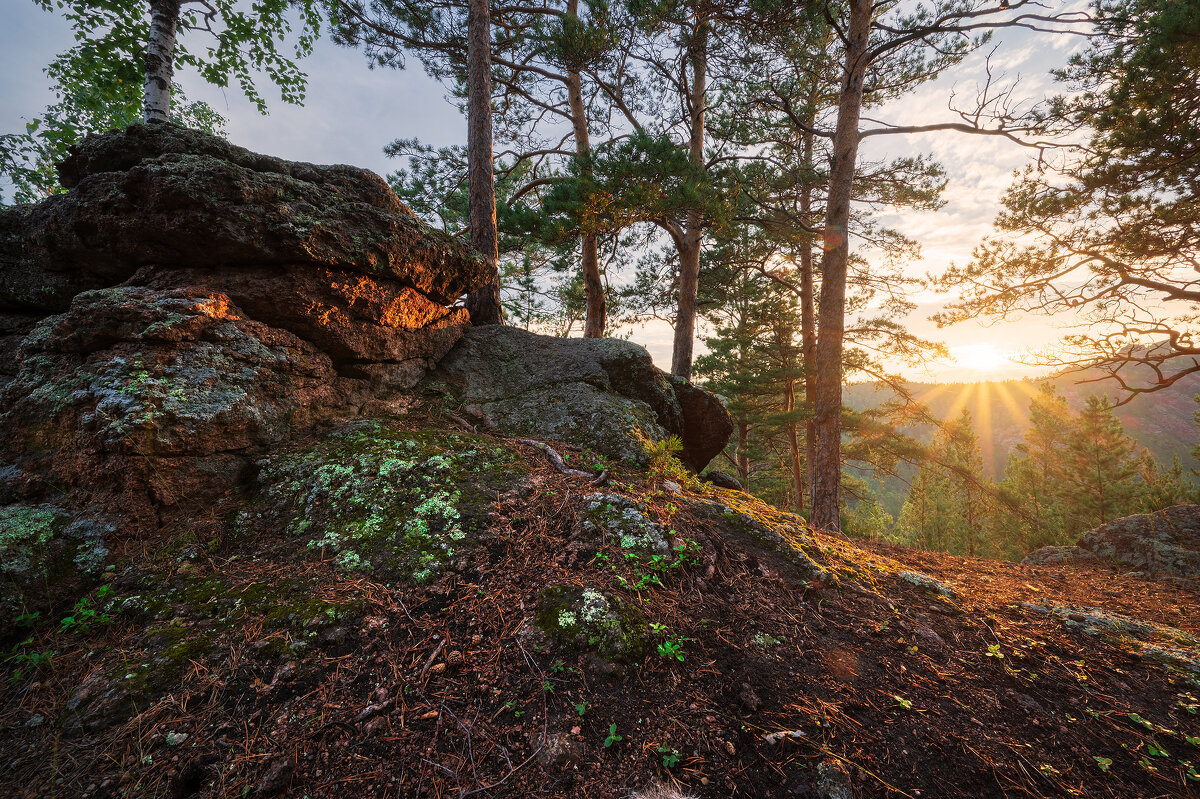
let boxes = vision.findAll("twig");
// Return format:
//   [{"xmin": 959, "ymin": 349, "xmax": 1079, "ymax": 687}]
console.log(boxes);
[
  {"xmin": 512, "ymin": 438, "xmax": 596, "ymax": 479},
  {"xmin": 444, "ymin": 412, "xmax": 477, "ymax": 433},
  {"xmin": 420, "ymin": 640, "xmax": 446, "ymax": 679}
]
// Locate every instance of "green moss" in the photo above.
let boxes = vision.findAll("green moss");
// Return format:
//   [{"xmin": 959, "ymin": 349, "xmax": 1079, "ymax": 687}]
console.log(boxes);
[
  {"xmin": 260, "ymin": 421, "xmax": 526, "ymax": 583},
  {"xmin": 535, "ymin": 586, "xmax": 649, "ymax": 663},
  {"xmin": 0, "ymin": 505, "xmax": 76, "ymax": 626}
]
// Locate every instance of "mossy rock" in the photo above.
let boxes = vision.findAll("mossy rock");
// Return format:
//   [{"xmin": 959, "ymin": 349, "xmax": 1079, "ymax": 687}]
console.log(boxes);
[
  {"xmin": 579, "ymin": 494, "xmax": 670, "ymax": 555},
  {"xmin": 534, "ymin": 585, "xmax": 649, "ymax": 664},
  {"xmin": 259, "ymin": 420, "xmax": 526, "ymax": 583},
  {"xmin": 0, "ymin": 504, "xmax": 110, "ymax": 634},
  {"xmin": 687, "ymin": 499, "xmax": 832, "ymax": 585}
]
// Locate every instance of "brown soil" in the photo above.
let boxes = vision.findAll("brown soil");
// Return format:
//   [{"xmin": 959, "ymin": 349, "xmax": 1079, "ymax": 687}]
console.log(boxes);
[{"xmin": 2, "ymin": 420, "xmax": 1197, "ymax": 798}]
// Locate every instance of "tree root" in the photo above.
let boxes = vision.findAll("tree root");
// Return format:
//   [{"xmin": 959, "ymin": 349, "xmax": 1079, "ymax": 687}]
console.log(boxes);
[{"xmin": 514, "ymin": 438, "xmax": 608, "ymax": 484}]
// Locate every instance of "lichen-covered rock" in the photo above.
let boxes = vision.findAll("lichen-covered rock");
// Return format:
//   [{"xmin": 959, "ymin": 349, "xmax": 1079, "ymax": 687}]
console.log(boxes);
[
  {"xmin": 579, "ymin": 494, "xmax": 670, "ymax": 555},
  {"xmin": 533, "ymin": 585, "xmax": 649, "ymax": 665},
  {"xmin": 0, "ymin": 286, "xmax": 349, "ymax": 525},
  {"xmin": 428, "ymin": 326, "xmax": 732, "ymax": 470},
  {"xmin": 687, "ymin": 499, "xmax": 831, "ymax": 584},
  {"xmin": 898, "ymin": 570, "xmax": 957, "ymax": 600},
  {"xmin": 1023, "ymin": 504, "xmax": 1200, "ymax": 579},
  {"xmin": 259, "ymin": 421, "xmax": 526, "ymax": 582},
  {"xmin": 1, "ymin": 124, "xmax": 488, "ymax": 312},
  {"xmin": 1026, "ymin": 602, "xmax": 1200, "ymax": 682},
  {"xmin": 0, "ymin": 504, "xmax": 111, "ymax": 632},
  {"xmin": 0, "ymin": 126, "xmax": 491, "ymax": 538}
]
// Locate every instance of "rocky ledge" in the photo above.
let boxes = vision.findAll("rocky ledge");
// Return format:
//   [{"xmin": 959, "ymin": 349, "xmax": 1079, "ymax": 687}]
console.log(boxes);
[
  {"xmin": 0, "ymin": 126, "xmax": 732, "ymax": 631},
  {"xmin": 1023, "ymin": 504, "xmax": 1200, "ymax": 580}
]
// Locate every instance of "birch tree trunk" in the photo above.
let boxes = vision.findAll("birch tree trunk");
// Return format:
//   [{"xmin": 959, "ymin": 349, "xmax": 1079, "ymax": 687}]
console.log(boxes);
[
  {"xmin": 464, "ymin": 0, "xmax": 503, "ymax": 325},
  {"xmin": 144, "ymin": 0, "xmax": 182, "ymax": 123},
  {"xmin": 809, "ymin": 0, "xmax": 872, "ymax": 532},
  {"xmin": 670, "ymin": 19, "xmax": 708, "ymax": 380}
]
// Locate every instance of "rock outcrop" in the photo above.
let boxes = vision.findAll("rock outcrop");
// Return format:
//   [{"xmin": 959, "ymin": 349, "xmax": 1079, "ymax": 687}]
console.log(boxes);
[
  {"xmin": 427, "ymin": 325, "xmax": 732, "ymax": 471},
  {"xmin": 0, "ymin": 125, "xmax": 733, "ymax": 631},
  {"xmin": 0, "ymin": 125, "xmax": 488, "ymax": 538},
  {"xmin": 1023, "ymin": 504, "xmax": 1200, "ymax": 579}
]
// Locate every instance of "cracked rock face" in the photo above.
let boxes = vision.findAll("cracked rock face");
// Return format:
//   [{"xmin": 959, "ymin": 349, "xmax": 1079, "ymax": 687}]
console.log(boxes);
[
  {"xmin": 0, "ymin": 125, "xmax": 489, "ymax": 532},
  {"xmin": 1023, "ymin": 504, "xmax": 1200, "ymax": 579},
  {"xmin": 427, "ymin": 325, "xmax": 733, "ymax": 471}
]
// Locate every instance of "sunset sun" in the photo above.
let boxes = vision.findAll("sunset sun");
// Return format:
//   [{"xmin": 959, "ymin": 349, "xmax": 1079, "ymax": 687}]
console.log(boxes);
[{"xmin": 949, "ymin": 343, "xmax": 1014, "ymax": 376}]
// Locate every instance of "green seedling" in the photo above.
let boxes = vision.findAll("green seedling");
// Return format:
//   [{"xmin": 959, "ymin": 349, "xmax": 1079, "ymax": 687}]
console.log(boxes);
[
  {"xmin": 604, "ymin": 723, "xmax": 623, "ymax": 748},
  {"xmin": 1128, "ymin": 713, "xmax": 1154, "ymax": 730},
  {"xmin": 657, "ymin": 744, "xmax": 681, "ymax": 769}
]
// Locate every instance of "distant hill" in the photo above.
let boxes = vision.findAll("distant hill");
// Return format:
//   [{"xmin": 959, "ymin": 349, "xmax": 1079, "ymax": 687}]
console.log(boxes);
[{"xmin": 845, "ymin": 368, "xmax": 1200, "ymax": 503}]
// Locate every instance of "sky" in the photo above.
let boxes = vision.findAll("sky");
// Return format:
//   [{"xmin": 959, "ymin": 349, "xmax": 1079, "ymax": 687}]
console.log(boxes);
[{"xmin": 0, "ymin": 2, "xmax": 1092, "ymax": 384}]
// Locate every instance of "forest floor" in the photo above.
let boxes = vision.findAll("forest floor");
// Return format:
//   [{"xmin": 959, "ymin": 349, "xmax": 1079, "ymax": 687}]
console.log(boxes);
[{"xmin": 2, "ymin": 417, "xmax": 1198, "ymax": 798}]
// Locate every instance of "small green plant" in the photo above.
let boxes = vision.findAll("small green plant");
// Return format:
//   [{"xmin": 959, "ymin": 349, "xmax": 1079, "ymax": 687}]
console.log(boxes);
[
  {"xmin": 1129, "ymin": 713, "xmax": 1154, "ymax": 731},
  {"xmin": 1093, "ymin": 756, "xmax": 1112, "ymax": 771},
  {"xmin": 657, "ymin": 639, "xmax": 686, "ymax": 661},
  {"xmin": 1147, "ymin": 741, "xmax": 1168, "ymax": 757},
  {"xmin": 59, "ymin": 590, "xmax": 114, "ymax": 634},
  {"xmin": 575, "ymin": 701, "xmax": 590, "ymax": 718},
  {"xmin": 985, "ymin": 644, "xmax": 1004, "ymax": 659},
  {"xmin": 543, "ymin": 680, "xmax": 556, "ymax": 694},
  {"xmin": 1186, "ymin": 734, "xmax": 1200, "ymax": 746},
  {"xmin": 13, "ymin": 611, "xmax": 40, "ymax": 628},
  {"xmin": 893, "ymin": 695, "xmax": 913, "ymax": 711},
  {"xmin": 630, "ymin": 427, "xmax": 690, "ymax": 483},
  {"xmin": 657, "ymin": 743, "xmax": 681, "ymax": 769},
  {"xmin": 550, "ymin": 659, "xmax": 565, "ymax": 674},
  {"xmin": 604, "ymin": 723, "xmax": 623, "ymax": 748},
  {"xmin": 4, "ymin": 639, "xmax": 54, "ymax": 683}
]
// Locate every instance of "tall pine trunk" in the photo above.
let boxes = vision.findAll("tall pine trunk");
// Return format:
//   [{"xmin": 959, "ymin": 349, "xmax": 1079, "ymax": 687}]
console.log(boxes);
[
  {"xmin": 810, "ymin": 0, "xmax": 871, "ymax": 532},
  {"xmin": 736, "ymin": 421, "xmax": 750, "ymax": 486},
  {"xmin": 464, "ymin": 0, "xmax": 503, "ymax": 325},
  {"xmin": 670, "ymin": 19, "xmax": 708, "ymax": 380},
  {"xmin": 778, "ymin": 325, "xmax": 805, "ymax": 513},
  {"xmin": 144, "ymin": 0, "xmax": 182, "ymax": 123},
  {"xmin": 798, "ymin": 128, "xmax": 817, "ymax": 511},
  {"xmin": 566, "ymin": 0, "xmax": 604, "ymax": 338}
]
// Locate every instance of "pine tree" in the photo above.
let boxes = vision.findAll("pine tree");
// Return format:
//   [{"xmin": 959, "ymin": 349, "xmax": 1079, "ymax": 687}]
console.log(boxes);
[
  {"xmin": 995, "ymin": 386, "xmax": 1074, "ymax": 552},
  {"xmin": 896, "ymin": 409, "xmax": 994, "ymax": 557},
  {"xmin": 1138, "ymin": 454, "xmax": 1195, "ymax": 512},
  {"xmin": 1064, "ymin": 395, "xmax": 1144, "ymax": 531}
]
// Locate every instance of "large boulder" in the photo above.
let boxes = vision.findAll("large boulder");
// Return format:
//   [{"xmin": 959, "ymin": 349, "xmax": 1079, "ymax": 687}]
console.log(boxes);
[
  {"xmin": 1, "ymin": 124, "xmax": 488, "ymax": 312},
  {"xmin": 426, "ymin": 326, "xmax": 732, "ymax": 471},
  {"xmin": 1023, "ymin": 504, "xmax": 1200, "ymax": 579},
  {"xmin": 0, "ymin": 125, "xmax": 491, "ymax": 532}
]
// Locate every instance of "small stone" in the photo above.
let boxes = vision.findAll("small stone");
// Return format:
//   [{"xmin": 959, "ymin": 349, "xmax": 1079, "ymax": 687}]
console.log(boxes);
[
  {"xmin": 255, "ymin": 757, "xmax": 295, "ymax": 797},
  {"xmin": 816, "ymin": 758, "xmax": 852, "ymax": 799}
]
